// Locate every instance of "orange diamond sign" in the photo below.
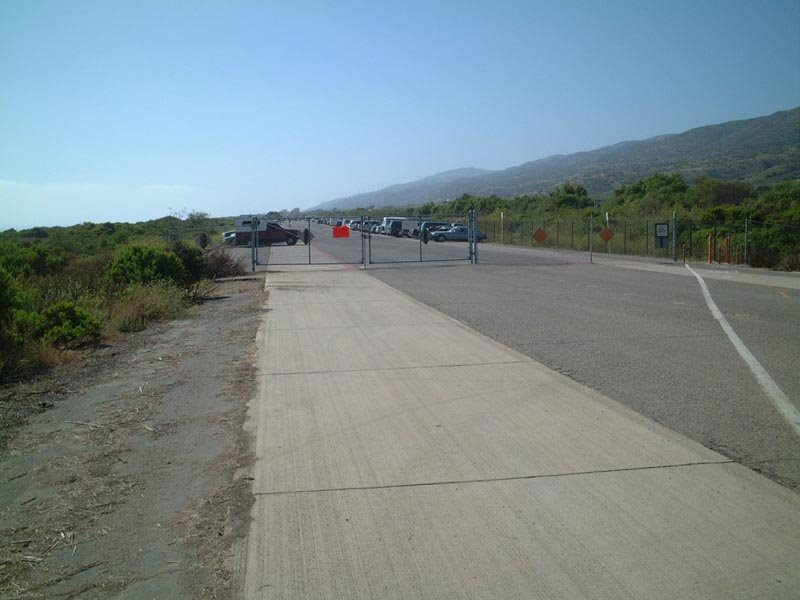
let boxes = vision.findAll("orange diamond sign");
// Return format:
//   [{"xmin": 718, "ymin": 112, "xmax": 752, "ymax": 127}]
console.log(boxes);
[
  {"xmin": 533, "ymin": 227, "xmax": 547, "ymax": 243},
  {"xmin": 599, "ymin": 227, "xmax": 615, "ymax": 242}
]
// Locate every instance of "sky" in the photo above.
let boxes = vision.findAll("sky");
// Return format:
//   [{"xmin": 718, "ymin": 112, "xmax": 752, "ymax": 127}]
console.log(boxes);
[{"xmin": 1, "ymin": 0, "xmax": 799, "ymax": 230}]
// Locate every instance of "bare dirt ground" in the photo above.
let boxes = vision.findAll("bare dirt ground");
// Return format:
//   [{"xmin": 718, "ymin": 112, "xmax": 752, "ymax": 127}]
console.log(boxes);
[{"xmin": 0, "ymin": 276, "xmax": 264, "ymax": 598}]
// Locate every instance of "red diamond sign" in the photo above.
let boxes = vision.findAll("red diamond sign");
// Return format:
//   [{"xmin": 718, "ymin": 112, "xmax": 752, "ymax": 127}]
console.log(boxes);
[
  {"xmin": 599, "ymin": 227, "xmax": 615, "ymax": 242},
  {"xmin": 533, "ymin": 227, "xmax": 547, "ymax": 243}
]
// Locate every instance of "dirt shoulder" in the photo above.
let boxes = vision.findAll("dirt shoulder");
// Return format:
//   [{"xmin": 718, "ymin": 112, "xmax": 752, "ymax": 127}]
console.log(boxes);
[{"xmin": 0, "ymin": 276, "xmax": 264, "ymax": 598}]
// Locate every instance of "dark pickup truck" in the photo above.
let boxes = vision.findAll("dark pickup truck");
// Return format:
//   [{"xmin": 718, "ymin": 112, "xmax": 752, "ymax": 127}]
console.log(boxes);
[{"xmin": 234, "ymin": 222, "xmax": 300, "ymax": 246}]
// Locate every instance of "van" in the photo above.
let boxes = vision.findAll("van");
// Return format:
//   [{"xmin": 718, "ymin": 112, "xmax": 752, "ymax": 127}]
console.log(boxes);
[{"xmin": 382, "ymin": 217, "xmax": 419, "ymax": 237}]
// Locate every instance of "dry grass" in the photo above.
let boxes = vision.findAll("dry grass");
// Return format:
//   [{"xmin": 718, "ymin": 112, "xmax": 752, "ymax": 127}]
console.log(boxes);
[{"xmin": 106, "ymin": 282, "xmax": 186, "ymax": 334}]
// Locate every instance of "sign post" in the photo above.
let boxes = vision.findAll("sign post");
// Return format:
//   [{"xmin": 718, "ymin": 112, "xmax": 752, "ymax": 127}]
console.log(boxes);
[{"xmin": 654, "ymin": 222, "xmax": 669, "ymax": 251}]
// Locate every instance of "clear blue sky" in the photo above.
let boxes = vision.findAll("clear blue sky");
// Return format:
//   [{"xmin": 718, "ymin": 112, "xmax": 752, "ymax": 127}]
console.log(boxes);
[{"xmin": 2, "ymin": 0, "xmax": 799, "ymax": 229}]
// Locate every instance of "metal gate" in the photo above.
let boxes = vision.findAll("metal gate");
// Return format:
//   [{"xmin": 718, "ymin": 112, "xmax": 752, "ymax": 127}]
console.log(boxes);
[
  {"xmin": 366, "ymin": 213, "xmax": 475, "ymax": 265},
  {"xmin": 253, "ymin": 216, "xmax": 366, "ymax": 266},
  {"xmin": 233, "ymin": 213, "xmax": 485, "ymax": 268}
]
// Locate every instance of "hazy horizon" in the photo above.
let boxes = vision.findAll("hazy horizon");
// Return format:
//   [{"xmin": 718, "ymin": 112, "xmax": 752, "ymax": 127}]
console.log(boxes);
[{"xmin": 2, "ymin": 0, "xmax": 799, "ymax": 230}]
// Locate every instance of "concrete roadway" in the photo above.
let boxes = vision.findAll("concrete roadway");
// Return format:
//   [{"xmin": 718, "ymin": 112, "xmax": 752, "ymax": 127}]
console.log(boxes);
[
  {"xmin": 260, "ymin": 225, "xmax": 800, "ymax": 490},
  {"xmin": 365, "ymin": 253, "xmax": 800, "ymax": 492},
  {"xmin": 244, "ymin": 250, "xmax": 800, "ymax": 599}
]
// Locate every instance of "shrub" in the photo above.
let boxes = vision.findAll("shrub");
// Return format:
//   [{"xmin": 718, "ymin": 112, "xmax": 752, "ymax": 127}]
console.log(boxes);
[
  {"xmin": 203, "ymin": 247, "xmax": 247, "ymax": 278},
  {"xmin": 0, "ymin": 267, "xmax": 20, "ymax": 375},
  {"xmin": 63, "ymin": 253, "xmax": 113, "ymax": 290},
  {"xmin": 107, "ymin": 245, "xmax": 187, "ymax": 285},
  {"xmin": 777, "ymin": 252, "xmax": 800, "ymax": 272},
  {"xmin": 0, "ymin": 242, "xmax": 69, "ymax": 277},
  {"xmin": 168, "ymin": 241, "xmax": 206, "ymax": 283},
  {"xmin": 11, "ymin": 308, "xmax": 47, "ymax": 339},
  {"xmin": 41, "ymin": 302, "xmax": 101, "ymax": 347}
]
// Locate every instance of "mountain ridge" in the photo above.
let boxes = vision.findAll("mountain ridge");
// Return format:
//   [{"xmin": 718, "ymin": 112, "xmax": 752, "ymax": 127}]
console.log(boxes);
[{"xmin": 310, "ymin": 107, "xmax": 800, "ymax": 211}]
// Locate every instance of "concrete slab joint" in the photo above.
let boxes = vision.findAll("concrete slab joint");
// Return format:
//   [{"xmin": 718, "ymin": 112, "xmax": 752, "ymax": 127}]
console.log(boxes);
[{"xmin": 244, "ymin": 266, "xmax": 800, "ymax": 599}]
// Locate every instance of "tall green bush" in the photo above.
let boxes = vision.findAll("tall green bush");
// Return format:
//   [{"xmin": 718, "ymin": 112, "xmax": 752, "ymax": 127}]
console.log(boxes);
[
  {"xmin": 107, "ymin": 245, "xmax": 187, "ymax": 285},
  {"xmin": 168, "ymin": 241, "xmax": 206, "ymax": 283},
  {"xmin": 0, "ymin": 267, "xmax": 20, "ymax": 375},
  {"xmin": 40, "ymin": 302, "xmax": 101, "ymax": 347}
]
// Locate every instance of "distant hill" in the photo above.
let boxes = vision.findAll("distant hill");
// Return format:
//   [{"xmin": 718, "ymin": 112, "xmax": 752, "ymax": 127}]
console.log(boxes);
[{"xmin": 311, "ymin": 107, "xmax": 800, "ymax": 211}]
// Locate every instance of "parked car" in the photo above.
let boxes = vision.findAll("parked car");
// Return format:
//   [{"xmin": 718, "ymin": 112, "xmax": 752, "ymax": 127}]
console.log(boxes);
[
  {"xmin": 431, "ymin": 226, "xmax": 487, "ymax": 242},
  {"xmin": 223, "ymin": 230, "xmax": 236, "ymax": 245},
  {"xmin": 360, "ymin": 220, "xmax": 380, "ymax": 233},
  {"xmin": 417, "ymin": 221, "xmax": 453, "ymax": 238}
]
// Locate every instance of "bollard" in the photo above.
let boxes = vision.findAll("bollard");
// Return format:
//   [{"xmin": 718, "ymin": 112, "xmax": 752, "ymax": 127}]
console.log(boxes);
[{"xmin": 682, "ymin": 243, "xmax": 686, "ymax": 263}]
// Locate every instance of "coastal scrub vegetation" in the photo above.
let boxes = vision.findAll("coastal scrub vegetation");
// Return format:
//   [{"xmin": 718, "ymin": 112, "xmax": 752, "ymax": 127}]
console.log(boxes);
[
  {"xmin": 0, "ymin": 215, "xmax": 245, "ymax": 380},
  {"xmin": 330, "ymin": 175, "xmax": 799, "ymax": 269}
]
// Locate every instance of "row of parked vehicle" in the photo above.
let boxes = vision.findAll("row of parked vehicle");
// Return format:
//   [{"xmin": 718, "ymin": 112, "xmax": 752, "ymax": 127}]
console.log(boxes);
[{"xmin": 320, "ymin": 218, "xmax": 486, "ymax": 242}]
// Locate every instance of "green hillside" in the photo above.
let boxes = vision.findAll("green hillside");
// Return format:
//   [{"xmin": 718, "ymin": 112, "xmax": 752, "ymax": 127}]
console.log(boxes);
[{"xmin": 314, "ymin": 107, "xmax": 800, "ymax": 210}]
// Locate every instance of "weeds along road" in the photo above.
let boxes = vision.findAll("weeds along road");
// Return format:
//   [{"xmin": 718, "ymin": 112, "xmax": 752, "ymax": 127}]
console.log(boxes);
[{"xmin": 252, "ymin": 224, "xmax": 800, "ymax": 491}]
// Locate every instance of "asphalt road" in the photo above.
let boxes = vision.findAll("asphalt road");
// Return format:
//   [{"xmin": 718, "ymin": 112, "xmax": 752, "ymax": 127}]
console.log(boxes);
[{"xmin": 253, "ymin": 225, "xmax": 800, "ymax": 490}]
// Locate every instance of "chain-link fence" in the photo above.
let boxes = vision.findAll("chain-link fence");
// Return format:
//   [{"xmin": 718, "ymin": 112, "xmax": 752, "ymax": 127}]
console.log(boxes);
[{"xmin": 476, "ymin": 214, "xmax": 799, "ymax": 268}]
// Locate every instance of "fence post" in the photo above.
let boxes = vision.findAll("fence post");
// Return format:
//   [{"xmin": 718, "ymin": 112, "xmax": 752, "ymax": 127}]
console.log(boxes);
[
  {"xmin": 713, "ymin": 224, "xmax": 717, "ymax": 262},
  {"xmin": 707, "ymin": 234, "xmax": 713, "ymax": 263},
  {"xmin": 672, "ymin": 211, "xmax": 677, "ymax": 262},
  {"xmin": 571, "ymin": 220, "xmax": 574, "ymax": 249},
  {"xmin": 688, "ymin": 220, "xmax": 693, "ymax": 258},
  {"xmin": 623, "ymin": 221, "xmax": 627, "ymax": 255},
  {"xmin": 501, "ymin": 211, "xmax": 504, "ymax": 245},
  {"xmin": 472, "ymin": 209, "xmax": 479, "ymax": 264},
  {"xmin": 645, "ymin": 219, "xmax": 649, "ymax": 255},
  {"xmin": 587, "ymin": 219, "xmax": 590, "ymax": 252},
  {"xmin": 418, "ymin": 215, "xmax": 423, "ymax": 262},
  {"xmin": 725, "ymin": 236, "xmax": 731, "ymax": 264},
  {"xmin": 251, "ymin": 216, "xmax": 257, "ymax": 272},
  {"xmin": 744, "ymin": 217, "xmax": 749, "ymax": 265}
]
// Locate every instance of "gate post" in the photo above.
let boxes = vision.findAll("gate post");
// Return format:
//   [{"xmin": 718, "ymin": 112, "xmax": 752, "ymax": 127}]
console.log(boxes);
[
  {"xmin": 672, "ymin": 211, "xmax": 677, "ymax": 262},
  {"xmin": 744, "ymin": 218, "xmax": 749, "ymax": 265},
  {"xmin": 418, "ymin": 215, "xmax": 423, "ymax": 263},
  {"xmin": 367, "ymin": 223, "xmax": 372, "ymax": 265},
  {"xmin": 468, "ymin": 209, "xmax": 480, "ymax": 264},
  {"xmin": 468, "ymin": 209, "xmax": 474, "ymax": 264},
  {"xmin": 362, "ymin": 215, "xmax": 368, "ymax": 268},
  {"xmin": 251, "ymin": 216, "xmax": 257, "ymax": 272}
]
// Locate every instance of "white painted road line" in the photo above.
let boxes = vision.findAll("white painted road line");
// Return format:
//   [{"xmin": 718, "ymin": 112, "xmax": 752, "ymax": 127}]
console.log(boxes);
[{"xmin": 686, "ymin": 264, "xmax": 800, "ymax": 437}]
